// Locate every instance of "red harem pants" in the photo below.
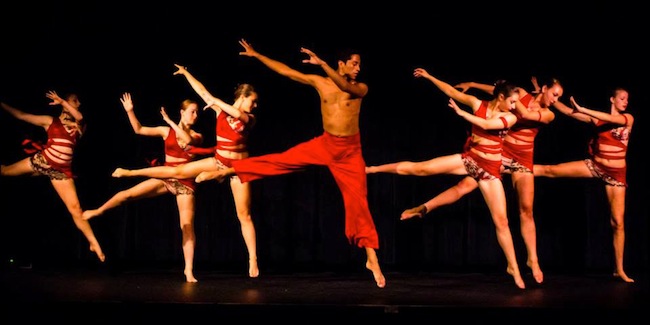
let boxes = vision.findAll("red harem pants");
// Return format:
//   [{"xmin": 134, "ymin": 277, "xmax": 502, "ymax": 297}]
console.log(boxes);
[{"xmin": 231, "ymin": 132, "xmax": 379, "ymax": 249}]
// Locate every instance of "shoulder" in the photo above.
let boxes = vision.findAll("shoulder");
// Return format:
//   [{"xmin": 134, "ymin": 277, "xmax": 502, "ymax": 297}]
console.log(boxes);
[
  {"xmin": 622, "ymin": 112, "xmax": 634, "ymax": 126},
  {"xmin": 306, "ymin": 73, "xmax": 327, "ymax": 82}
]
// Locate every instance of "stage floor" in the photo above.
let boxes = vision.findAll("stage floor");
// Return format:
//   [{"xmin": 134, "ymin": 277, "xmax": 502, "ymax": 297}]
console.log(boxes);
[{"xmin": 1, "ymin": 264, "xmax": 646, "ymax": 322}]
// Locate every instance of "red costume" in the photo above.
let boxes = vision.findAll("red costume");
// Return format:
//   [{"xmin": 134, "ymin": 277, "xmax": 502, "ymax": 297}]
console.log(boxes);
[
  {"xmin": 28, "ymin": 116, "xmax": 81, "ymax": 179},
  {"xmin": 585, "ymin": 114, "xmax": 631, "ymax": 187},
  {"xmin": 215, "ymin": 112, "xmax": 251, "ymax": 153},
  {"xmin": 231, "ymin": 132, "xmax": 379, "ymax": 249},
  {"xmin": 210, "ymin": 112, "xmax": 255, "ymax": 183},
  {"xmin": 502, "ymin": 93, "xmax": 543, "ymax": 172},
  {"xmin": 162, "ymin": 128, "xmax": 211, "ymax": 193},
  {"xmin": 461, "ymin": 100, "xmax": 509, "ymax": 180}
]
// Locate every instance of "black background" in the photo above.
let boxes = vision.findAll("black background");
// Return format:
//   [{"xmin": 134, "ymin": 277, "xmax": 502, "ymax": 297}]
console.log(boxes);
[{"xmin": 1, "ymin": 2, "xmax": 647, "ymax": 276}]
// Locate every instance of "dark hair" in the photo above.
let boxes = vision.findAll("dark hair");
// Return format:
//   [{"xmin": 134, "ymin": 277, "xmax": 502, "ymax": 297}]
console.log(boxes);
[
  {"xmin": 335, "ymin": 49, "xmax": 360, "ymax": 63},
  {"xmin": 493, "ymin": 80, "xmax": 518, "ymax": 99},
  {"xmin": 63, "ymin": 93, "xmax": 80, "ymax": 111},
  {"xmin": 537, "ymin": 77, "xmax": 562, "ymax": 89},
  {"xmin": 611, "ymin": 87, "xmax": 628, "ymax": 98}
]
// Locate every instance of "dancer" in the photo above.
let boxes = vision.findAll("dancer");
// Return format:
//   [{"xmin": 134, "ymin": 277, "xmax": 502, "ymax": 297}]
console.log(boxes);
[
  {"xmin": 1, "ymin": 91, "xmax": 105, "ymax": 262},
  {"xmin": 404, "ymin": 77, "xmax": 563, "ymax": 284},
  {"xmin": 534, "ymin": 89, "xmax": 634, "ymax": 283},
  {"xmin": 112, "ymin": 65, "xmax": 260, "ymax": 278},
  {"xmin": 195, "ymin": 39, "xmax": 386, "ymax": 288},
  {"xmin": 83, "ymin": 93, "xmax": 209, "ymax": 282},
  {"xmin": 366, "ymin": 68, "xmax": 525, "ymax": 289}
]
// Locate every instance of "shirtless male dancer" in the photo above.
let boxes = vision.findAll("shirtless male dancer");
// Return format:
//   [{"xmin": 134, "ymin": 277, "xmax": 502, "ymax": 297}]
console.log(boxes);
[{"xmin": 196, "ymin": 39, "xmax": 386, "ymax": 288}]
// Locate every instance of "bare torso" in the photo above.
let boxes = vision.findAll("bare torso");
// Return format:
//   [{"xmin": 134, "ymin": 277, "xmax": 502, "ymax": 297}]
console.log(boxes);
[{"xmin": 315, "ymin": 77, "xmax": 362, "ymax": 136}]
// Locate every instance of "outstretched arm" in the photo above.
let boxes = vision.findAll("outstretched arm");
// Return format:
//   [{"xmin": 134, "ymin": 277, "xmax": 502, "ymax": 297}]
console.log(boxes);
[
  {"xmin": 454, "ymin": 81, "xmax": 495, "ymax": 95},
  {"xmin": 448, "ymin": 98, "xmax": 516, "ymax": 130},
  {"xmin": 552, "ymin": 96, "xmax": 594, "ymax": 124},
  {"xmin": 239, "ymin": 39, "xmax": 315, "ymax": 86},
  {"xmin": 571, "ymin": 96, "xmax": 631, "ymax": 126},
  {"xmin": 457, "ymin": 78, "xmax": 541, "ymax": 96},
  {"xmin": 414, "ymin": 68, "xmax": 481, "ymax": 110},
  {"xmin": 513, "ymin": 100, "xmax": 555, "ymax": 124},
  {"xmin": 0, "ymin": 101, "xmax": 52, "ymax": 128}
]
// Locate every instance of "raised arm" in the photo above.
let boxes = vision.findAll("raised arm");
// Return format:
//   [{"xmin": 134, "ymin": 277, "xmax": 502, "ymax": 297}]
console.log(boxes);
[
  {"xmin": 120, "ymin": 92, "xmax": 167, "ymax": 137},
  {"xmin": 173, "ymin": 65, "xmax": 217, "ymax": 108},
  {"xmin": 530, "ymin": 76, "xmax": 541, "ymax": 94},
  {"xmin": 173, "ymin": 64, "xmax": 251, "ymax": 124},
  {"xmin": 46, "ymin": 90, "xmax": 83, "ymax": 122},
  {"xmin": 159, "ymin": 106, "xmax": 196, "ymax": 145},
  {"xmin": 414, "ymin": 68, "xmax": 481, "ymax": 110},
  {"xmin": 0, "ymin": 101, "xmax": 52, "ymax": 128},
  {"xmin": 300, "ymin": 47, "xmax": 367, "ymax": 98},
  {"xmin": 239, "ymin": 38, "xmax": 316, "ymax": 86}
]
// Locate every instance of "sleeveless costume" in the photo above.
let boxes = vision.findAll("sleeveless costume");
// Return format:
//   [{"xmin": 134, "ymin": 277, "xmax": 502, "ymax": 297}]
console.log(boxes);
[
  {"xmin": 160, "ymin": 127, "xmax": 207, "ymax": 195},
  {"xmin": 461, "ymin": 100, "xmax": 509, "ymax": 181},
  {"xmin": 210, "ymin": 112, "xmax": 254, "ymax": 181},
  {"xmin": 27, "ymin": 116, "xmax": 81, "ymax": 180},
  {"xmin": 501, "ymin": 93, "xmax": 543, "ymax": 173},
  {"xmin": 584, "ymin": 114, "xmax": 631, "ymax": 187}
]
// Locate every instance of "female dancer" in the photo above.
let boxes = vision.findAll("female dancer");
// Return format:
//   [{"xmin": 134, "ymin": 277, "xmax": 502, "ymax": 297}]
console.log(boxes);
[
  {"xmin": 111, "ymin": 65, "xmax": 260, "ymax": 278},
  {"xmin": 402, "ymin": 77, "xmax": 563, "ymax": 284},
  {"xmin": 366, "ymin": 68, "xmax": 525, "ymax": 289},
  {"xmin": 1, "ymin": 91, "xmax": 105, "ymax": 262},
  {"xmin": 534, "ymin": 89, "xmax": 634, "ymax": 283},
  {"xmin": 83, "ymin": 93, "xmax": 209, "ymax": 282}
]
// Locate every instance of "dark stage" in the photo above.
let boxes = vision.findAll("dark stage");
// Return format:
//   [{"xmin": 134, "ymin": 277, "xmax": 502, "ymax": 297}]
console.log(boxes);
[
  {"xmin": 1, "ymin": 263, "xmax": 646, "ymax": 322},
  {"xmin": 1, "ymin": 3, "xmax": 648, "ymax": 323}
]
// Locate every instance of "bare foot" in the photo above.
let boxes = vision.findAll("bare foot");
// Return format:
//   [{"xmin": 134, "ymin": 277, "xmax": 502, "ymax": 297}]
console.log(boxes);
[
  {"xmin": 82, "ymin": 209, "xmax": 101, "ymax": 221},
  {"xmin": 613, "ymin": 271, "xmax": 635, "ymax": 283},
  {"xmin": 400, "ymin": 205, "xmax": 427, "ymax": 220},
  {"xmin": 195, "ymin": 170, "xmax": 225, "ymax": 183},
  {"xmin": 507, "ymin": 266, "xmax": 526, "ymax": 289},
  {"xmin": 112, "ymin": 168, "xmax": 128, "ymax": 178},
  {"xmin": 527, "ymin": 261, "xmax": 544, "ymax": 284},
  {"xmin": 249, "ymin": 258, "xmax": 259, "ymax": 278},
  {"xmin": 184, "ymin": 270, "xmax": 198, "ymax": 283},
  {"xmin": 364, "ymin": 248, "xmax": 386, "ymax": 288},
  {"xmin": 90, "ymin": 244, "xmax": 106, "ymax": 263},
  {"xmin": 366, "ymin": 260, "xmax": 386, "ymax": 288}
]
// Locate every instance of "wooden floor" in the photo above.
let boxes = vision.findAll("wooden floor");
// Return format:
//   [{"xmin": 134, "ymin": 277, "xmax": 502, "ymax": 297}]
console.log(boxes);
[{"xmin": 1, "ymin": 262, "xmax": 646, "ymax": 322}]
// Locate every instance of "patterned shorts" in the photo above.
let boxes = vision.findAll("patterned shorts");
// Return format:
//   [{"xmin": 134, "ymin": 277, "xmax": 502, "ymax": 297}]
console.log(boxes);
[
  {"xmin": 501, "ymin": 156, "xmax": 532, "ymax": 174},
  {"xmin": 29, "ymin": 152, "xmax": 69, "ymax": 180},
  {"xmin": 462, "ymin": 155, "xmax": 498, "ymax": 181},
  {"xmin": 163, "ymin": 179, "xmax": 194, "ymax": 195},
  {"xmin": 213, "ymin": 156, "xmax": 240, "ymax": 182},
  {"xmin": 584, "ymin": 159, "xmax": 626, "ymax": 187}
]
